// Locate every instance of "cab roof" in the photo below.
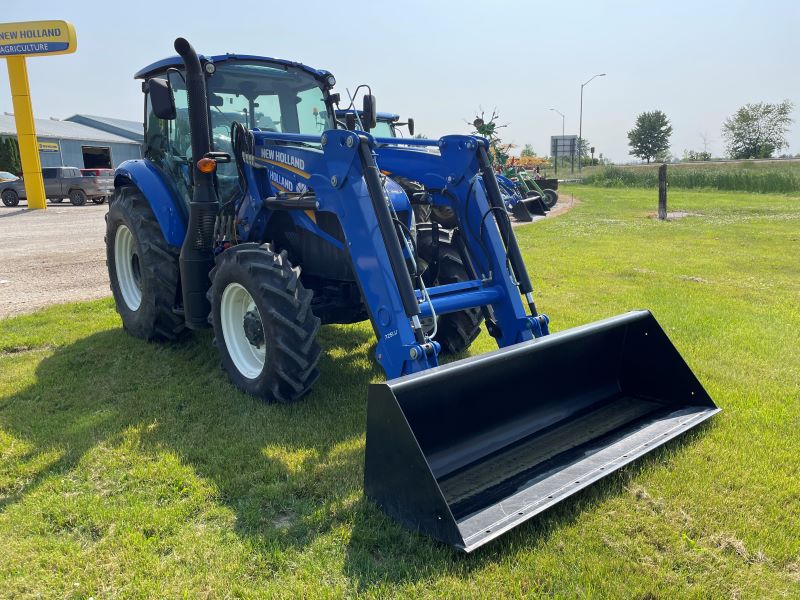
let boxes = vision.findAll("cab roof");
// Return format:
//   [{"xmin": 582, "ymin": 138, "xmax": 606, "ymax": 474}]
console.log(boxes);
[
  {"xmin": 134, "ymin": 53, "xmax": 332, "ymax": 82},
  {"xmin": 334, "ymin": 109, "xmax": 400, "ymax": 122}
]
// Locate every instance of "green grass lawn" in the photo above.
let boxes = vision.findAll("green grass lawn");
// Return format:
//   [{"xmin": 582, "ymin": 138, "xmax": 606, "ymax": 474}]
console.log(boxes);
[{"xmin": 1, "ymin": 186, "xmax": 799, "ymax": 598}]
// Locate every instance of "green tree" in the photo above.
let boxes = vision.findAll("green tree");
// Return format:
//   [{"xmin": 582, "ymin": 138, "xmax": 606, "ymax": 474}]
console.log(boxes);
[
  {"xmin": 470, "ymin": 108, "xmax": 509, "ymax": 166},
  {"xmin": 520, "ymin": 144, "xmax": 536, "ymax": 157},
  {"xmin": 627, "ymin": 110, "xmax": 673, "ymax": 163},
  {"xmin": 0, "ymin": 137, "xmax": 22, "ymax": 174},
  {"xmin": 0, "ymin": 139, "xmax": 8, "ymax": 172},
  {"xmin": 683, "ymin": 149, "xmax": 712, "ymax": 162},
  {"xmin": 722, "ymin": 100, "xmax": 794, "ymax": 159}
]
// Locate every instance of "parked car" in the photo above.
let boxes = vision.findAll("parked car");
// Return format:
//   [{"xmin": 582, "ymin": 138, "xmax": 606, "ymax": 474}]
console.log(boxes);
[
  {"xmin": 0, "ymin": 166, "xmax": 114, "ymax": 207},
  {"xmin": 0, "ymin": 171, "xmax": 19, "ymax": 182}
]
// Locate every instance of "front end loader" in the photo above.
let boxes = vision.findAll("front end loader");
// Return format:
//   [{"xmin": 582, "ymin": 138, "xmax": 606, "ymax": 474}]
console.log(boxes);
[{"xmin": 106, "ymin": 38, "xmax": 719, "ymax": 552}]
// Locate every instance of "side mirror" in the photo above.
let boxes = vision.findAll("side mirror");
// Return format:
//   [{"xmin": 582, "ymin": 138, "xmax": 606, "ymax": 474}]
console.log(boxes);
[
  {"xmin": 362, "ymin": 94, "xmax": 377, "ymax": 130},
  {"xmin": 407, "ymin": 117, "xmax": 415, "ymax": 136},
  {"xmin": 148, "ymin": 78, "xmax": 176, "ymax": 120}
]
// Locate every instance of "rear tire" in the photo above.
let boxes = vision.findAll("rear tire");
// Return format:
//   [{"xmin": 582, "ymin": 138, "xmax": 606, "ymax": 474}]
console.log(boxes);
[
  {"xmin": 69, "ymin": 189, "xmax": 88, "ymax": 206},
  {"xmin": 209, "ymin": 243, "xmax": 322, "ymax": 403},
  {"xmin": 542, "ymin": 189, "xmax": 558, "ymax": 208},
  {"xmin": 106, "ymin": 185, "xmax": 186, "ymax": 341},
  {"xmin": 417, "ymin": 226, "xmax": 483, "ymax": 355},
  {"xmin": 1, "ymin": 189, "xmax": 19, "ymax": 207}
]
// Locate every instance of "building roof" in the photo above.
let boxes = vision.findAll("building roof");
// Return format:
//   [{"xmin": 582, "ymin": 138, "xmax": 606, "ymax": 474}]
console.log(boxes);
[
  {"xmin": 65, "ymin": 114, "xmax": 143, "ymax": 142},
  {"xmin": 0, "ymin": 113, "xmax": 139, "ymax": 145}
]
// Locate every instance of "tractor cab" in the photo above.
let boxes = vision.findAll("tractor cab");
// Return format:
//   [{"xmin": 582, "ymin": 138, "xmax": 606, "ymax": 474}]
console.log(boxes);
[
  {"xmin": 334, "ymin": 109, "xmax": 415, "ymax": 138},
  {"xmin": 135, "ymin": 53, "xmax": 338, "ymax": 207}
]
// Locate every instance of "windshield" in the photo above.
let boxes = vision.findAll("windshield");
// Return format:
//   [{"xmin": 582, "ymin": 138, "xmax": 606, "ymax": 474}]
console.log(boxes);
[
  {"xmin": 207, "ymin": 61, "xmax": 331, "ymax": 146},
  {"xmin": 372, "ymin": 120, "xmax": 395, "ymax": 138}
]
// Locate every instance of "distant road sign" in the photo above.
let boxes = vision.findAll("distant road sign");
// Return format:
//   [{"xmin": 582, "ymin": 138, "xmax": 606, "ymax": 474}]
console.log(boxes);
[
  {"xmin": 0, "ymin": 20, "xmax": 77, "ymax": 57},
  {"xmin": 551, "ymin": 135, "xmax": 578, "ymax": 156}
]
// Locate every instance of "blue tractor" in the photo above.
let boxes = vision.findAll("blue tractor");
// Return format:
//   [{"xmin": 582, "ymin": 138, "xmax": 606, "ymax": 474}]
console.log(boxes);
[
  {"xmin": 336, "ymin": 108, "xmax": 539, "ymax": 223},
  {"xmin": 106, "ymin": 38, "xmax": 719, "ymax": 552}
]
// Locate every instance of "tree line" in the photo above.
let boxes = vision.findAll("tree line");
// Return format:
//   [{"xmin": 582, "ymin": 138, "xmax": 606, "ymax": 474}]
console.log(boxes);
[
  {"xmin": 0, "ymin": 137, "xmax": 22, "ymax": 174},
  {"xmin": 628, "ymin": 100, "xmax": 795, "ymax": 163}
]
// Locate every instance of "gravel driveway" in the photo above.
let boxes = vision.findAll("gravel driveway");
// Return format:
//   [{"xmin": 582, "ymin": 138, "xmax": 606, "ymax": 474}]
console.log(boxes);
[
  {"xmin": 0, "ymin": 202, "xmax": 110, "ymax": 319},
  {"xmin": 0, "ymin": 194, "xmax": 576, "ymax": 320}
]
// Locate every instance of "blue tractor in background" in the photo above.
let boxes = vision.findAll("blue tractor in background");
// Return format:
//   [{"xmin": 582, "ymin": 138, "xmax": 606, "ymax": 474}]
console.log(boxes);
[
  {"xmin": 106, "ymin": 38, "xmax": 719, "ymax": 552},
  {"xmin": 336, "ymin": 108, "xmax": 541, "ymax": 223}
]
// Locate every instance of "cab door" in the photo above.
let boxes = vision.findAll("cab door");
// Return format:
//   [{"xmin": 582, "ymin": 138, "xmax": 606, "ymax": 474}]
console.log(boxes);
[
  {"xmin": 143, "ymin": 71, "xmax": 193, "ymax": 207},
  {"xmin": 41, "ymin": 168, "xmax": 61, "ymax": 198}
]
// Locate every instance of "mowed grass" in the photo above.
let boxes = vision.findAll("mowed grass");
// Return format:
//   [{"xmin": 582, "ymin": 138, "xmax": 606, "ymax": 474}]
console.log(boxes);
[{"xmin": 1, "ymin": 186, "xmax": 799, "ymax": 598}]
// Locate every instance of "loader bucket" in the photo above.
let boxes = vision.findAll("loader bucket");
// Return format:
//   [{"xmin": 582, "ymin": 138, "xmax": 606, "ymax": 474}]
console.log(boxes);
[
  {"xmin": 510, "ymin": 200, "xmax": 534, "ymax": 222},
  {"xmin": 523, "ymin": 195, "xmax": 549, "ymax": 216},
  {"xmin": 364, "ymin": 310, "xmax": 719, "ymax": 552}
]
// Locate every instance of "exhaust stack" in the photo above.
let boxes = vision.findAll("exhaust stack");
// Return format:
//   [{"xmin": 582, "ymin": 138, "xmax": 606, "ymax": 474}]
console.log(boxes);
[{"xmin": 174, "ymin": 37, "xmax": 218, "ymax": 329}]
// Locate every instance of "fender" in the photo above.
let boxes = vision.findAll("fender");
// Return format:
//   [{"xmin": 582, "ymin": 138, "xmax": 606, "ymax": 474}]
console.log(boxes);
[{"xmin": 114, "ymin": 159, "xmax": 188, "ymax": 248}]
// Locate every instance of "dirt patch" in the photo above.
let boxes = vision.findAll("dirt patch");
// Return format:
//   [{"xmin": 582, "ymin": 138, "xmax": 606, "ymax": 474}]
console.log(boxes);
[
  {"xmin": 511, "ymin": 194, "xmax": 580, "ymax": 228},
  {"xmin": 0, "ymin": 202, "xmax": 109, "ymax": 319},
  {"xmin": 648, "ymin": 211, "xmax": 703, "ymax": 220},
  {"xmin": 272, "ymin": 512, "xmax": 294, "ymax": 530},
  {"xmin": 547, "ymin": 194, "xmax": 580, "ymax": 218}
]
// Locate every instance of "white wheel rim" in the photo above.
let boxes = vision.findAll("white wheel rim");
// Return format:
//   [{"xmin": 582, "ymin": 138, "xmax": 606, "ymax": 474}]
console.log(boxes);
[
  {"xmin": 114, "ymin": 225, "xmax": 142, "ymax": 311},
  {"xmin": 220, "ymin": 282, "xmax": 266, "ymax": 379}
]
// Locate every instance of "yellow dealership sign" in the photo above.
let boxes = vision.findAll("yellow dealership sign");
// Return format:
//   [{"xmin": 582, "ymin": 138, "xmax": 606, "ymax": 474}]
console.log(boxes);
[
  {"xmin": 38, "ymin": 141, "xmax": 60, "ymax": 152},
  {"xmin": 1, "ymin": 20, "xmax": 76, "ymax": 209},
  {"xmin": 0, "ymin": 21, "xmax": 77, "ymax": 57}
]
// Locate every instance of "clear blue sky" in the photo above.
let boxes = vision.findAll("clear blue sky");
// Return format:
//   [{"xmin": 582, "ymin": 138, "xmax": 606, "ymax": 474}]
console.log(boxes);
[{"xmin": 2, "ymin": 0, "xmax": 798, "ymax": 162}]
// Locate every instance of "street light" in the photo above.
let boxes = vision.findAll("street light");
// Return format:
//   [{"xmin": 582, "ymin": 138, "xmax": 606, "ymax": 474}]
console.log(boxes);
[
  {"xmin": 578, "ymin": 73, "xmax": 606, "ymax": 174},
  {"xmin": 549, "ymin": 108, "xmax": 565, "ymax": 137},
  {"xmin": 549, "ymin": 108, "xmax": 565, "ymax": 175}
]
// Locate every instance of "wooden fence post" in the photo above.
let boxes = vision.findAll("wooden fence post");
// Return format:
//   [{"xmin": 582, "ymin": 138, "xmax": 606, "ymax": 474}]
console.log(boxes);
[{"xmin": 658, "ymin": 163, "xmax": 668, "ymax": 220}]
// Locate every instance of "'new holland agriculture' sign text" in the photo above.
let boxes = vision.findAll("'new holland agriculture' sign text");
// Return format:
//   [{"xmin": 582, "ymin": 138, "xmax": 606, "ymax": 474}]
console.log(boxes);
[{"xmin": 0, "ymin": 20, "xmax": 77, "ymax": 57}]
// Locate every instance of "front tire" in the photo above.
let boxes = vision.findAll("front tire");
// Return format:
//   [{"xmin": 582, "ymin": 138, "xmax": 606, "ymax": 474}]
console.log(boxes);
[
  {"xmin": 209, "ymin": 243, "xmax": 322, "ymax": 403},
  {"xmin": 542, "ymin": 189, "xmax": 558, "ymax": 208},
  {"xmin": 106, "ymin": 185, "xmax": 186, "ymax": 341},
  {"xmin": 1, "ymin": 189, "xmax": 19, "ymax": 207},
  {"xmin": 92, "ymin": 196, "xmax": 106, "ymax": 205},
  {"xmin": 417, "ymin": 226, "xmax": 483, "ymax": 355}
]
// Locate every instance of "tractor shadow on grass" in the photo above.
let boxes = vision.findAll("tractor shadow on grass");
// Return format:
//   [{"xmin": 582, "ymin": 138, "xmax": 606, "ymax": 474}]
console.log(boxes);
[
  {"xmin": 0, "ymin": 323, "xmax": 717, "ymax": 587},
  {"xmin": 0, "ymin": 323, "xmax": 379, "ymax": 553}
]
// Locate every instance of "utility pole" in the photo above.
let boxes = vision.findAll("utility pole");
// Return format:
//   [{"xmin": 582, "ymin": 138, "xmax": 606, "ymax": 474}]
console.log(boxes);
[{"xmin": 578, "ymin": 73, "xmax": 606, "ymax": 175}]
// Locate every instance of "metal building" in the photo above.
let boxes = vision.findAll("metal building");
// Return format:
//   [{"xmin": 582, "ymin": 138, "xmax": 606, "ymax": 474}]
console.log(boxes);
[
  {"xmin": 65, "ymin": 114, "xmax": 143, "ymax": 143},
  {"xmin": 0, "ymin": 113, "xmax": 142, "ymax": 169}
]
